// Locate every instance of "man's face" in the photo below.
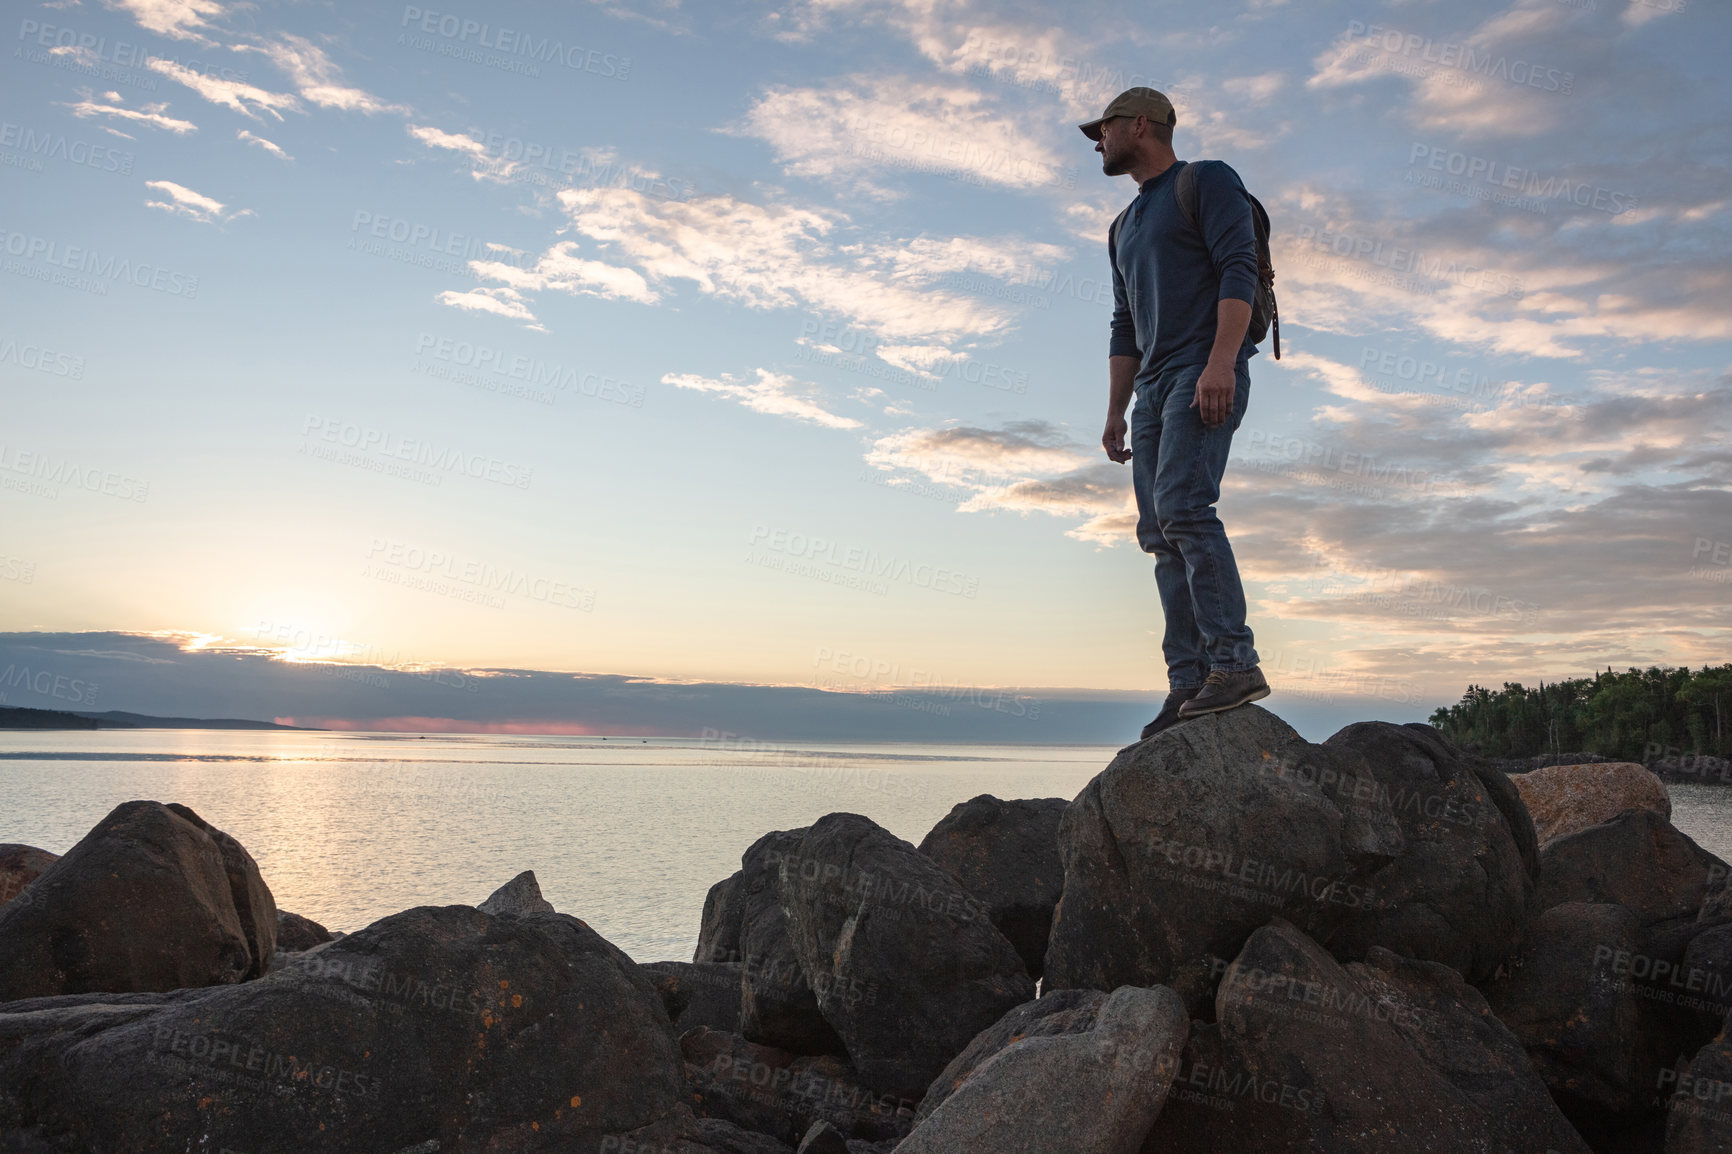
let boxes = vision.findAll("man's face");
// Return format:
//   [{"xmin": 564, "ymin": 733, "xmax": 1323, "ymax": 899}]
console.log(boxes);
[{"xmin": 1096, "ymin": 116, "xmax": 1136, "ymax": 176}]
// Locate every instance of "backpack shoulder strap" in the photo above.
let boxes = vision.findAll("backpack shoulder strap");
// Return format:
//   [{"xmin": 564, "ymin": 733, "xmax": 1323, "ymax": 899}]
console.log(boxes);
[
  {"xmin": 1174, "ymin": 160, "xmax": 1204, "ymax": 231},
  {"xmin": 1108, "ymin": 203, "xmax": 1132, "ymax": 252}
]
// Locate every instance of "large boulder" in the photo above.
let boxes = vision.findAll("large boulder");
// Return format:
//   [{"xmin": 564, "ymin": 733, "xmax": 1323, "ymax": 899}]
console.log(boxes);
[
  {"xmin": 1666, "ymin": 1020, "xmax": 1732, "ymax": 1152},
  {"xmin": 700, "ymin": 829, "xmax": 845, "ymax": 1057},
  {"xmin": 0, "ymin": 844, "xmax": 57, "ymax": 909},
  {"xmin": 795, "ymin": 1120, "xmax": 848, "ymax": 1153},
  {"xmin": 1681, "ymin": 923, "xmax": 1732, "ymax": 1034},
  {"xmin": 644, "ymin": 960, "xmax": 744, "ymax": 1035},
  {"xmin": 897, "ymin": 985, "xmax": 1186, "ymax": 1154},
  {"xmin": 915, "ymin": 795, "xmax": 1067, "ymax": 979},
  {"xmin": 680, "ymin": 1027, "xmax": 916, "ymax": 1147},
  {"xmin": 0, "ymin": 904, "xmax": 692, "ymax": 1152},
  {"xmin": 0, "ymin": 801, "xmax": 276, "ymax": 1000},
  {"xmin": 477, "ymin": 869, "xmax": 555, "ymax": 916},
  {"xmin": 1481, "ymin": 902, "xmax": 1668, "ymax": 1127},
  {"xmin": 743, "ymin": 834, "xmax": 848, "ymax": 1058},
  {"xmin": 1143, "ymin": 919, "xmax": 1591, "ymax": 1153},
  {"xmin": 1320, "ymin": 720, "xmax": 1539, "ymax": 983},
  {"xmin": 696, "ymin": 871, "xmax": 744, "ymax": 964},
  {"xmin": 1537, "ymin": 809, "xmax": 1725, "ymax": 924},
  {"xmin": 913, "ymin": 987, "xmax": 1108, "ymax": 1125},
  {"xmin": 1513, "ymin": 761, "xmax": 1672, "ymax": 844},
  {"xmin": 775, "ymin": 813, "xmax": 1034, "ymax": 1099},
  {"xmin": 275, "ymin": 910, "xmax": 332, "ymax": 953},
  {"xmin": 1044, "ymin": 707, "xmax": 1403, "ymax": 1010}
]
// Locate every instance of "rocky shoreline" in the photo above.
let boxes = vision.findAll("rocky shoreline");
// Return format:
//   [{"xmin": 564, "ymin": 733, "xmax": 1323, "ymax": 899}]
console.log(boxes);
[{"xmin": 2, "ymin": 707, "xmax": 1731, "ymax": 1152}]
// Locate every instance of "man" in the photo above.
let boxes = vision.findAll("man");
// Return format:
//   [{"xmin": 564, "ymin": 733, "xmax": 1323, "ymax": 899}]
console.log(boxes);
[{"xmin": 1080, "ymin": 87, "xmax": 1269, "ymax": 739}]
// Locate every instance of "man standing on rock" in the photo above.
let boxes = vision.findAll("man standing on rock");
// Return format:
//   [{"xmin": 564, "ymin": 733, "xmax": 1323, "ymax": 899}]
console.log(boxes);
[{"xmin": 1082, "ymin": 87, "xmax": 1269, "ymax": 738}]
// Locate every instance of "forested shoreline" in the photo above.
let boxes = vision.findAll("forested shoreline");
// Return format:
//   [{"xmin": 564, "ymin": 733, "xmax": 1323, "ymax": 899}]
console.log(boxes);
[{"xmin": 1429, "ymin": 664, "xmax": 1732, "ymax": 761}]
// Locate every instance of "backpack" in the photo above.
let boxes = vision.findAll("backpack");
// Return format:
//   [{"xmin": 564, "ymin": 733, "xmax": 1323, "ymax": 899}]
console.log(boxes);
[{"xmin": 1115, "ymin": 160, "xmax": 1281, "ymax": 359}]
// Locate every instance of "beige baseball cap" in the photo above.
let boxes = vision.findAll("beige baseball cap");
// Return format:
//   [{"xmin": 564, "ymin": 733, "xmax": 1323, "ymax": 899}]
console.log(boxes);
[{"xmin": 1078, "ymin": 87, "xmax": 1177, "ymax": 141}]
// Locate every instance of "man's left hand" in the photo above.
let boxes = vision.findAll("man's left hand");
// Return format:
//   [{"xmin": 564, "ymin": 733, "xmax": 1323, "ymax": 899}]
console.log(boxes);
[{"xmin": 1190, "ymin": 360, "xmax": 1236, "ymax": 428}]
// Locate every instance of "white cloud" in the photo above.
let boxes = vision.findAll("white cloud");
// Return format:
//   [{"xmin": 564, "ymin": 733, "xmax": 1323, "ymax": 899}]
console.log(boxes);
[
  {"xmin": 247, "ymin": 34, "xmax": 410, "ymax": 115},
  {"xmin": 237, "ymin": 129, "xmax": 290, "ymax": 159},
  {"xmin": 502, "ymin": 185, "xmax": 1026, "ymax": 351},
  {"xmin": 1222, "ymin": 71, "xmax": 1288, "ymax": 104},
  {"xmin": 1622, "ymin": 0, "xmax": 1684, "ymax": 26},
  {"xmin": 738, "ymin": 76, "xmax": 1078, "ymax": 196},
  {"xmin": 103, "ymin": 0, "xmax": 226, "ymax": 43},
  {"xmin": 861, "ymin": 422, "xmax": 1136, "ymax": 543},
  {"xmin": 1272, "ymin": 177, "xmax": 1732, "ymax": 361},
  {"xmin": 465, "ymin": 242, "xmax": 659, "ymax": 306},
  {"xmin": 407, "ymin": 124, "xmax": 486, "ymax": 159},
  {"xmin": 434, "ymin": 287, "xmax": 545, "ymax": 329},
  {"xmin": 147, "ymin": 59, "xmax": 299, "ymax": 121},
  {"xmin": 144, "ymin": 179, "xmax": 250, "ymax": 224},
  {"xmin": 866, "ymin": 422, "xmax": 1084, "ymax": 482},
  {"xmin": 60, "ymin": 91, "xmax": 197, "ymax": 134},
  {"xmin": 665, "ymin": 369, "xmax": 863, "ymax": 429}
]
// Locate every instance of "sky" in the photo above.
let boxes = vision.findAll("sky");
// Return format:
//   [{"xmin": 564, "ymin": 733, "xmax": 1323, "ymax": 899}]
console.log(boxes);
[{"xmin": 1, "ymin": 0, "xmax": 1728, "ymax": 738}]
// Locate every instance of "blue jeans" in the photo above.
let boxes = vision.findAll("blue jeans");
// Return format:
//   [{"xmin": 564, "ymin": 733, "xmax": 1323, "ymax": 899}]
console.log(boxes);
[{"xmin": 1130, "ymin": 360, "xmax": 1259, "ymax": 689}]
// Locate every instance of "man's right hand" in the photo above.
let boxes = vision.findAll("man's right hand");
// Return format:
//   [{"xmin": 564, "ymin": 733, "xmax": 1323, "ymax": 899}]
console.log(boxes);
[{"xmin": 1103, "ymin": 413, "xmax": 1131, "ymax": 463}]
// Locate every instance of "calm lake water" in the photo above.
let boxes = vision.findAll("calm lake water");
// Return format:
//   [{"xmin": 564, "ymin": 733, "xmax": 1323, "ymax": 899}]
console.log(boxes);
[
  {"xmin": 5, "ymin": 730, "xmax": 1730, "ymax": 964},
  {"xmin": 0, "ymin": 730, "xmax": 1113, "ymax": 962}
]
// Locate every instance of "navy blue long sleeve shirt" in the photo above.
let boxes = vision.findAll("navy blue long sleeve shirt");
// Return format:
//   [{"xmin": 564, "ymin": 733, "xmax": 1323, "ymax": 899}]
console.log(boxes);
[{"xmin": 1108, "ymin": 159, "xmax": 1260, "ymax": 382}]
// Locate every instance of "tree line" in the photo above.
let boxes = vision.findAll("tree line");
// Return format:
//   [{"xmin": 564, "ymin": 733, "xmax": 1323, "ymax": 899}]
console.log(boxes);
[{"xmin": 1428, "ymin": 664, "xmax": 1732, "ymax": 761}]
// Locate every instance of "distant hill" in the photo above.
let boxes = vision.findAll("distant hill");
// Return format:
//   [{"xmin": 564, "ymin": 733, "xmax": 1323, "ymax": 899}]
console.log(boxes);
[
  {"xmin": 0, "ymin": 706, "xmax": 315, "ymax": 731},
  {"xmin": 0, "ymin": 706, "xmax": 101, "ymax": 730}
]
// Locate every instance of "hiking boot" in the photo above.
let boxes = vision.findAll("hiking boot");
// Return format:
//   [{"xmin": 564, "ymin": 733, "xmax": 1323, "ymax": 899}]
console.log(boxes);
[
  {"xmin": 1140, "ymin": 687, "xmax": 1201, "ymax": 740},
  {"xmin": 1177, "ymin": 667, "xmax": 1270, "ymax": 718}
]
